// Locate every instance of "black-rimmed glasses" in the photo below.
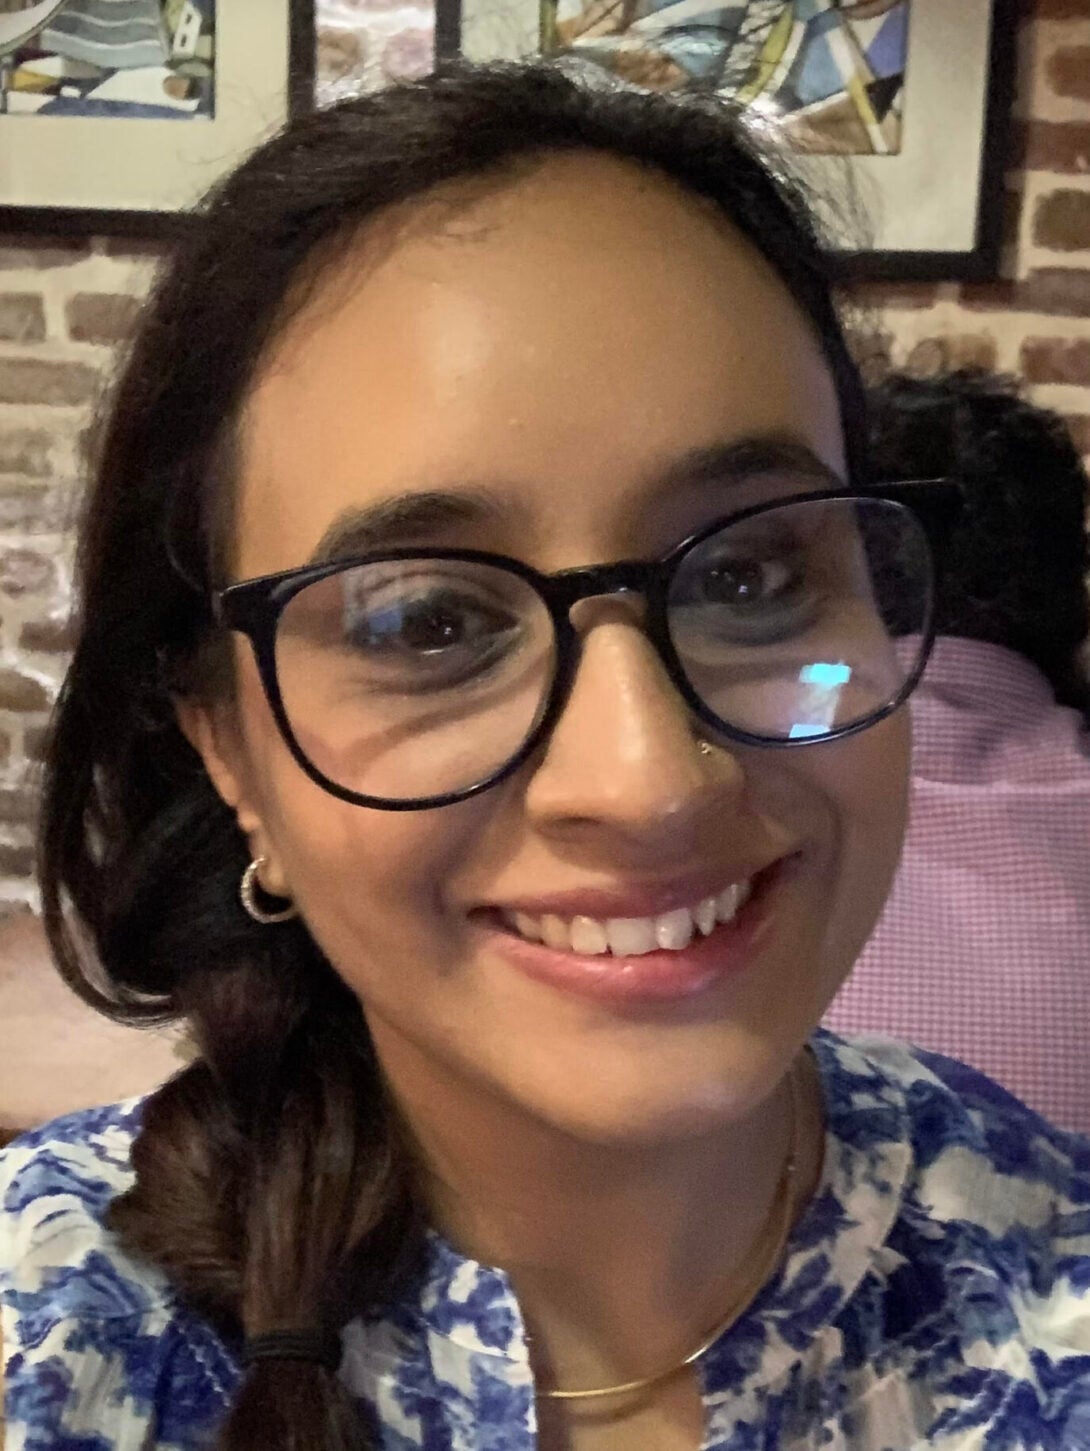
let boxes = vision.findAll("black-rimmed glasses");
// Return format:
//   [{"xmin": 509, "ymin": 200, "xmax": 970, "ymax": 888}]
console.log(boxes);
[{"xmin": 214, "ymin": 482, "xmax": 959, "ymax": 810}]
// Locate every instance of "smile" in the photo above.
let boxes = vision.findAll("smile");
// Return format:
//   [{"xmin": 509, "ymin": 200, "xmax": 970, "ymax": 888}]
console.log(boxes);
[{"xmin": 501, "ymin": 879, "xmax": 754, "ymax": 957}]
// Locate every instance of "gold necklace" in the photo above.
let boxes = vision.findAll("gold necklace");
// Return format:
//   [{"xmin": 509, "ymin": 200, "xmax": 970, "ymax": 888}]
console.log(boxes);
[{"xmin": 537, "ymin": 1057, "xmax": 805, "ymax": 1403}]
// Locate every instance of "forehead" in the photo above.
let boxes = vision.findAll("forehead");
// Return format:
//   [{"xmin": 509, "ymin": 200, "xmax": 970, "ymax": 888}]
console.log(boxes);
[{"xmin": 234, "ymin": 151, "xmax": 844, "ymax": 578}]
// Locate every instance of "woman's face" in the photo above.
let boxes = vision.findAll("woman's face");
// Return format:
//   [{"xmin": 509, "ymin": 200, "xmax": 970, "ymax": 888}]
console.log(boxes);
[{"xmin": 199, "ymin": 153, "xmax": 909, "ymax": 1144}]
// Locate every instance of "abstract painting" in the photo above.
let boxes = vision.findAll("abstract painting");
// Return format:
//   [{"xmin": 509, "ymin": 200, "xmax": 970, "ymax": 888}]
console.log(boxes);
[
  {"xmin": 448, "ymin": 0, "xmax": 1015, "ymax": 278},
  {"xmin": 540, "ymin": 0, "xmax": 909, "ymax": 155},
  {"xmin": 0, "ymin": 0, "xmax": 214, "ymax": 118},
  {"xmin": 0, "ymin": 0, "xmax": 310, "ymax": 231}
]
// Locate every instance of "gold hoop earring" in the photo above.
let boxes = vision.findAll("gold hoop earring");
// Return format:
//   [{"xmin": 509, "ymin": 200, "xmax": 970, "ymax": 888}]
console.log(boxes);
[
  {"xmin": 239, "ymin": 856, "xmax": 298, "ymax": 925},
  {"xmin": 697, "ymin": 739, "xmax": 714, "ymax": 757}
]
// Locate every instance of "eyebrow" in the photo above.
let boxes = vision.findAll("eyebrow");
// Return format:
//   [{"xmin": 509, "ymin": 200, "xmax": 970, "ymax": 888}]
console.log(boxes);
[
  {"xmin": 307, "ymin": 432, "xmax": 843, "ymax": 564},
  {"xmin": 309, "ymin": 488, "xmax": 507, "ymax": 564},
  {"xmin": 651, "ymin": 433, "xmax": 842, "ymax": 496}
]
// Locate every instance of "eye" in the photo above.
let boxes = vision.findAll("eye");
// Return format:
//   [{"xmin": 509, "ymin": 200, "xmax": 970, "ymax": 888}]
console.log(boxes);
[
  {"xmin": 348, "ymin": 588, "xmax": 518, "ymax": 658},
  {"xmin": 696, "ymin": 554, "xmax": 796, "ymax": 609},
  {"xmin": 669, "ymin": 538, "xmax": 822, "ymax": 652}
]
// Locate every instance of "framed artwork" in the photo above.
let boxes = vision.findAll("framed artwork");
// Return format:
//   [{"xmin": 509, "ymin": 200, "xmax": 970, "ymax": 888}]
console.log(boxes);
[
  {"xmin": 436, "ymin": 0, "xmax": 1017, "ymax": 281},
  {"xmin": 0, "ymin": 0, "xmax": 315, "ymax": 235}
]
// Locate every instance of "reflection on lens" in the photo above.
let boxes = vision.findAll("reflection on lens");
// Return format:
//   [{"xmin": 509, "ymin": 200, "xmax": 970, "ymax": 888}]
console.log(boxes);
[
  {"xmin": 788, "ymin": 660, "xmax": 854, "ymax": 739},
  {"xmin": 275, "ymin": 560, "xmax": 556, "ymax": 801},
  {"xmin": 668, "ymin": 498, "xmax": 930, "ymax": 741}
]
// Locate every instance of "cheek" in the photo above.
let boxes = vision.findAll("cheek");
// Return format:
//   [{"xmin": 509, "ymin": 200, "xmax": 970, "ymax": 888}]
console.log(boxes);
[
  {"xmin": 746, "ymin": 710, "xmax": 909, "ymax": 989},
  {"xmin": 231, "ymin": 658, "xmax": 477, "ymax": 963},
  {"xmin": 807, "ymin": 710, "xmax": 910, "ymax": 960},
  {"xmin": 843, "ymin": 709, "xmax": 911, "ymax": 853},
  {"xmin": 748, "ymin": 708, "xmax": 909, "ymax": 864}
]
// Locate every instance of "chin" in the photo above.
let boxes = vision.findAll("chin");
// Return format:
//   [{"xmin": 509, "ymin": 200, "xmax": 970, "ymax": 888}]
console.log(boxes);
[{"xmin": 516, "ymin": 1039, "xmax": 790, "ymax": 1147}]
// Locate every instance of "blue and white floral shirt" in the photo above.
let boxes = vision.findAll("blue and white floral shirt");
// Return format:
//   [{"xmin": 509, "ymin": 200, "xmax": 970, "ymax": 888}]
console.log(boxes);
[{"xmin": 2, "ymin": 1031, "xmax": 1089, "ymax": 1450}]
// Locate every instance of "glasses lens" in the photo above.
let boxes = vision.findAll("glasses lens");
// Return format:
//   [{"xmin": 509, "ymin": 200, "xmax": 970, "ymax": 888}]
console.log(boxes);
[
  {"xmin": 667, "ymin": 497, "xmax": 932, "ymax": 742},
  {"xmin": 274, "ymin": 558, "xmax": 556, "ymax": 802}
]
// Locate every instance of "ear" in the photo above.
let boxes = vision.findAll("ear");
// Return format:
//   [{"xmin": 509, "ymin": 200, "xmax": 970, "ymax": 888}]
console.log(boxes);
[
  {"xmin": 176, "ymin": 697, "xmax": 253, "ymax": 824},
  {"xmin": 175, "ymin": 698, "xmax": 288, "ymax": 893}
]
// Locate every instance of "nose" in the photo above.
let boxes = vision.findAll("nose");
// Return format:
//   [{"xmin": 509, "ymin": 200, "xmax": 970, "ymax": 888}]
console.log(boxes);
[{"xmin": 522, "ymin": 600, "xmax": 746, "ymax": 856}]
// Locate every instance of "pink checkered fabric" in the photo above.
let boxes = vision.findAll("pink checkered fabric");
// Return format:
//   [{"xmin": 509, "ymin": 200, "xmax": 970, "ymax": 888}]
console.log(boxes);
[{"xmin": 825, "ymin": 635, "xmax": 1090, "ymax": 1135}]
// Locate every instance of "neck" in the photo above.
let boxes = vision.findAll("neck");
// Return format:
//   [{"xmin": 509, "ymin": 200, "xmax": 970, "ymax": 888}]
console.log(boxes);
[{"xmin": 381, "ymin": 1040, "xmax": 824, "ymax": 1392}]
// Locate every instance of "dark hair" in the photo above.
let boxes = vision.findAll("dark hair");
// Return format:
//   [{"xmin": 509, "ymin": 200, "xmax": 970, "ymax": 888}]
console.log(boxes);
[
  {"xmin": 40, "ymin": 61, "xmax": 867, "ymax": 1450},
  {"xmin": 867, "ymin": 368, "xmax": 1090, "ymax": 714}
]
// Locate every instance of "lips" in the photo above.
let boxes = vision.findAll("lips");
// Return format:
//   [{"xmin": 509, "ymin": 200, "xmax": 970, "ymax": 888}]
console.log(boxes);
[
  {"xmin": 503, "ymin": 878, "xmax": 753, "ymax": 957},
  {"xmin": 474, "ymin": 859, "xmax": 788, "ymax": 1005}
]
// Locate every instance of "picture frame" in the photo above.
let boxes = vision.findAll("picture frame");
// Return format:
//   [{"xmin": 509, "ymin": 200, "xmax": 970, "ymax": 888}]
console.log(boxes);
[
  {"xmin": 435, "ymin": 0, "xmax": 1017, "ymax": 282},
  {"xmin": 0, "ymin": 0, "xmax": 316, "ymax": 236}
]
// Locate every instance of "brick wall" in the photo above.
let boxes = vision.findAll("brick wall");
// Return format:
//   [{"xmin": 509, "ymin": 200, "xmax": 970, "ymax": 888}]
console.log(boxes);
[
  {"xmin": 855, "ymin": 0, "xmax": 1090, "ymax": 454},
  {"xmin": 0, "ymin": 235, "xmax": 165, "ymax": 907},
  {"xmin": 0, "ymin": 0, "xmax": 1085, "ymax": 909}
]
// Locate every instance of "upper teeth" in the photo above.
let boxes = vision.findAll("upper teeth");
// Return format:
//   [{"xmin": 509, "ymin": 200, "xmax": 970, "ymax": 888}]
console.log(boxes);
[{"xmin": 505, "ymin": 881, "xmax": 752, "ymax": 957}]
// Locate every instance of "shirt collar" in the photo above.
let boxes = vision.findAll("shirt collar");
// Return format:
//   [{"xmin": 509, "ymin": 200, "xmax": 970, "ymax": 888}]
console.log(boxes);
[{"xmin": 915, "ymin": 636, "xmax": 1055, "ymax": 721}]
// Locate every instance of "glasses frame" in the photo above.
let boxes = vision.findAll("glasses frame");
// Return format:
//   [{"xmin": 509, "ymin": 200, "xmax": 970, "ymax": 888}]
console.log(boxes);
[{"xmin": 214, "ymin": 480, "xmax": 961, "ymax": 811}]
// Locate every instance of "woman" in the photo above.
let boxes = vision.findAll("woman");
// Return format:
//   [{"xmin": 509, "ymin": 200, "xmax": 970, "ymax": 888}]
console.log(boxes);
[{"xmin": 1, "ymin": 62, "xmax": 1087, "ymax": 1451}]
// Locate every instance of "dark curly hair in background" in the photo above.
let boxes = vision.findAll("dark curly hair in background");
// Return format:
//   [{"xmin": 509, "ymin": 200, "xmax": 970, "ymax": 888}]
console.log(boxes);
[{"xmin": 866, "ymin": 369, "xmax": 1090, "ymax": 716}]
